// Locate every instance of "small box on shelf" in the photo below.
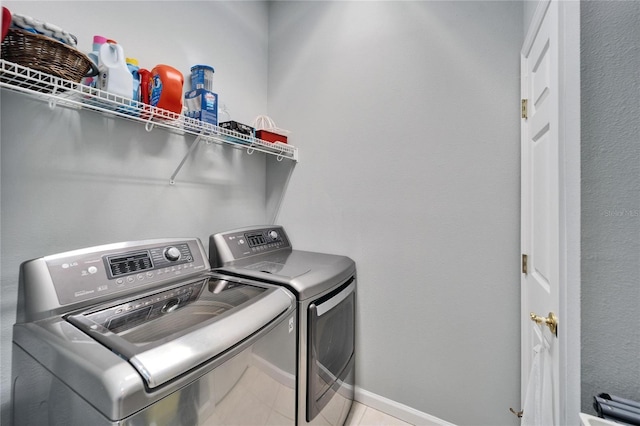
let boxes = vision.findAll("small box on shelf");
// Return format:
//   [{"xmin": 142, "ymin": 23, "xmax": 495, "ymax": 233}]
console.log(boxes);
[
  {"xmin": 256, "ymin": 129, "xmax": 288, "ymax": 144},
  {"xmin": 219, "ymin": 121, "xmax": 255, "ymax": 136},
  {"xmin": 217, "ymin": 121, "xmax": 255, "ymax": 145},
  {"xmin": 184, "ymin": 89, "xmax": 218, "ymax": 128}
]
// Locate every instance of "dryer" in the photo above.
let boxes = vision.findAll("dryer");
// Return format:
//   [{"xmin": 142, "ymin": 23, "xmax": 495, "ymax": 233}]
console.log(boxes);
[{"xmin": 210, "ymin": 225, "xmax": 356, "ymax": 426}]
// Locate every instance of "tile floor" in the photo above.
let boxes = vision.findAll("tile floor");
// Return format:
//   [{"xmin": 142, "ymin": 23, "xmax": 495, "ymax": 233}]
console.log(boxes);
[
  {"xmin": 345, "ymin": 402, "xmax": 414, "ymax": 426},
  {"xmin": 199, "ymin": 352, "xmax": 415, "ymax": 426}
]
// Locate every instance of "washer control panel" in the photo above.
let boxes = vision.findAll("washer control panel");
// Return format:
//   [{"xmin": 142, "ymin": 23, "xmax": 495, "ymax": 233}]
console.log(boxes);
[
  {"xmin": 104, "ymin": 243, "xmax": 194, "ymax": 279},
  {"xmin": 43, "ymin": 238, "xmax": 208, "ymax": 306}
]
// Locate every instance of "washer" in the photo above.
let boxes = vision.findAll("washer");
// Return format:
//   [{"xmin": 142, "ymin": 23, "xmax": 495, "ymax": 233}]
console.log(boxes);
[
  {"xmin": 12, "ymin": 238, "xmax": 297, "ymax": 425},
  {"xmin": 210, "ymin": 225, "xmax": 356, "ymax": 426}
]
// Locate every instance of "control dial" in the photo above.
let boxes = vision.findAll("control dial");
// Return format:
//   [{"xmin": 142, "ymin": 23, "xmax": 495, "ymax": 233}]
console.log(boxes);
[
  {"xmin": 164, "ymin": 246, "xmax": 181, "ymax": 262},
  {"xmin": 162, "ymin": 298, "xmax": 180, "ymax": 313},
  {"xmin": 268, "ymin": 230, "xmax": 279, "ymax": 240}
]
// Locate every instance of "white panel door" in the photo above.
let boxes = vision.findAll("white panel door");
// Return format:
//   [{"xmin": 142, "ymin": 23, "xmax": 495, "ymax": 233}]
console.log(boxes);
[{"xmin": 521, "ymin": 1, "xmax": 560, "ymax": 424}]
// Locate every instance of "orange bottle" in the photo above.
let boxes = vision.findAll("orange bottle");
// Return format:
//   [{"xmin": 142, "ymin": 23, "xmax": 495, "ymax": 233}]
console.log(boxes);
[{"xmin": 149, "ymin": 65, "xmax": 184, "ymax": 115}]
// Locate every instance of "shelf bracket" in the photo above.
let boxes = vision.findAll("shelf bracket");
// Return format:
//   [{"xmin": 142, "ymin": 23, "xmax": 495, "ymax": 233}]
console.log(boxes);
[
  {"xmin": 170, "ymin": 133, "xmax": 206, "ymax": 184},
  {"xmin": 145, "ymin": 115, "xmax": 155, "ymax": 132},
  {"xmin": 48, "ymin": 80, "xmax": 61, "ymax": 109}
]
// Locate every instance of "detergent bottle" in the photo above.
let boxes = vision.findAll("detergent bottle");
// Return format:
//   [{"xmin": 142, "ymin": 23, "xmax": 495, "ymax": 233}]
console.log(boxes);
[
  {"xmin": 149, "ymin": 65, "xmax": 183, "ymax": 115},
  {"xmin": 139, "ymin": 68, "xmax": 151, "ymax": 104},
  {"xmin": 138, "ymin": 68, "xmax": 152, "ymax": 118},
  {"xmin": 126, "ymin": 57, "xmax": 140, "ymax": 102},
  {"xmin": 82, "ymin": 35, "xmax": 106, "ymax": 88},
  {"xmin": 98, "ymin": 41, "xmax": 133, "ymax": 99}
]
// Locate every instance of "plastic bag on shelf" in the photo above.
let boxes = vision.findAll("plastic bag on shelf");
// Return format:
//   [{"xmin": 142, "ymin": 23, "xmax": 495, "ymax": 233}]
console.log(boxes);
[{"xmin": 252, "ymin": 115, "xmax": 290, "ymax": 144}]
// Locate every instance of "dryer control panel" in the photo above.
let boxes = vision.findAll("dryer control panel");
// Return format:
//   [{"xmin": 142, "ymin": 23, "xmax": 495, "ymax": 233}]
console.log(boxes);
[{"xmin": 209, "ymin": 226, "xmax": 291, "ymax": 265}]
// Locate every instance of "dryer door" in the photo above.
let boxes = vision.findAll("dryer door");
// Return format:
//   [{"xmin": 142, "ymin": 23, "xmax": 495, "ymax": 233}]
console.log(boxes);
[{"xmin": 307, "ymin": 277, "xmax": 355, "ymax": 422}]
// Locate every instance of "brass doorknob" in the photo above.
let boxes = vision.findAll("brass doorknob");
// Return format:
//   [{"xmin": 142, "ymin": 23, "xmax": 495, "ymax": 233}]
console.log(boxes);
[{"xmin": 530, "ymin": 311, "xmax": 558, "ymax": 336}]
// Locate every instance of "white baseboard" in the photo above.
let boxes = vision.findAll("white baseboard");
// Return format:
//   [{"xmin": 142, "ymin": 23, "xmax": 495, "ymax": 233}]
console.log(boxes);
[
  {"xmin": 354, "ymin": 387, "xmax": 456, "ymax": 426},
  {"xmin": 251, "ymin": 353, "xmax": 296, "ymax": 389}
]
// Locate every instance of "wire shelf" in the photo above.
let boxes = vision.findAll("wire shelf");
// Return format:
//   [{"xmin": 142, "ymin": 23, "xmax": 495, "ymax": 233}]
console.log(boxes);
[{"xmin": 0, "ymin": 59, "xmax": 298, "ymax": 163}]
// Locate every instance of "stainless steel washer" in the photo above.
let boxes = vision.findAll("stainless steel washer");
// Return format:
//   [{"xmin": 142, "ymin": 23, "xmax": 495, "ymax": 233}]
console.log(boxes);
[
  {"xmin": 210, "ymin": 226, "xmax": 356, "ymax": 426},
  {"xmin": 12, "ymin": 238, "xmax": 297, "ymax": 425}
]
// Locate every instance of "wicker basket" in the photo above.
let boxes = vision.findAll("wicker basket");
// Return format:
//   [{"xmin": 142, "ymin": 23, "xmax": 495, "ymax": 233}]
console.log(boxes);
[{"xmin": 1, "ymin": 28, "xmax": 98, "ymax": 85}]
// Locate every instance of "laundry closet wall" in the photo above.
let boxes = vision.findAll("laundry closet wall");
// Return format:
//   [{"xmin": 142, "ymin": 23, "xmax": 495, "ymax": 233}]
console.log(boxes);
[
  {"xmin": 580, "ymin": 0, "xmax": 640, "ymax": 413},
  {"xmin": 0, "ymin": 2, "xmax": 273, "ymax": 423},
  {"xmin": 269, "ymin": 2, "xmax": 523, "ymax": 425}
]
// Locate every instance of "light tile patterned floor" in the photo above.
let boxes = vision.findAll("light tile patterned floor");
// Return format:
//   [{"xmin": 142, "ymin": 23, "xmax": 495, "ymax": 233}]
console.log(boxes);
[
  {"xmin": 191, "ymin": 349, "xmax": 414, "ymax": 426},
  {"xmin": 345, "ymin": 402, "xmax": 414, "ymax": 426}
]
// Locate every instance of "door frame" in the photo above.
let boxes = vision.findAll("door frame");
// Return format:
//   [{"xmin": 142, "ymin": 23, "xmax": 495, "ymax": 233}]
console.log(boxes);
[{"xmin": 521, "ymin": 0, "xmax": 581, "ymax": 423}]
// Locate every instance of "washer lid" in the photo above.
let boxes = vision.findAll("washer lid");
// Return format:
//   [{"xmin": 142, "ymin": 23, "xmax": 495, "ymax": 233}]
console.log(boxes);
[{"xmin": 66, "ymin": 274, "xmax": 294, "ymax": 388}]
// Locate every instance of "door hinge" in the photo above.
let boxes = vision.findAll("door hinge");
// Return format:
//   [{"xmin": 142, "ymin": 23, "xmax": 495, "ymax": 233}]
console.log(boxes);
[
  {"xmin": 521, "ymin": 99, "xmax": 528, "ymax": 119},
  {"xmin": 522, "ymin": 254, "xmax": 528, "ymax": 274}
]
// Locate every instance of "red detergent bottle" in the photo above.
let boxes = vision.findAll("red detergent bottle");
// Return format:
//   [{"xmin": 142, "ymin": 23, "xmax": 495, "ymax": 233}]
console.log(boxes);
[
  {"xmin": 139, "ymin": 68, "xmax": 151, "ymax": 104},
  {"xmin": 138, "ymin": 68, "xmax": 151, "ymax": 119}
]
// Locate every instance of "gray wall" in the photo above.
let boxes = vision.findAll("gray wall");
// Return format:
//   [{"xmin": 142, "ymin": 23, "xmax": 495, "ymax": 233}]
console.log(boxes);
[
  {"xmin": 269, "ymin": 2, "xmax": 523, "ymax": 425},
  {"xmin": 523, "ymin": 1, "xmax": 540, "ymax": 39},
  {"xmin": 0, "ymin": 2, "xmax": 278, "ymax": 424},
  {"xmin": 580, "ymin": 0, "xmax": 640, "ymax": 413}
]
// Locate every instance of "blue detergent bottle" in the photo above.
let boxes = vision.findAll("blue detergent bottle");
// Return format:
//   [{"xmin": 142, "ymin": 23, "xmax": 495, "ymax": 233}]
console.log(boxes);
[{"xmin": 126, "ymin": 57, "xmax": 140, "ymax": 102}]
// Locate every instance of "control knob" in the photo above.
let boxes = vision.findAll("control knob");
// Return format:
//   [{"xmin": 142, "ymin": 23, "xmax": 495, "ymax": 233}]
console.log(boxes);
[
  {"xmin": 268, "ymin": 230, "xmax": 279, "ymax": 240},
  {"xmin": 162, "ymin": 298, "xmax": 180, "ymax": 313},
  {"xmin": 164, "ymin": 246, "xmax": 181, "ymax": 262}
]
